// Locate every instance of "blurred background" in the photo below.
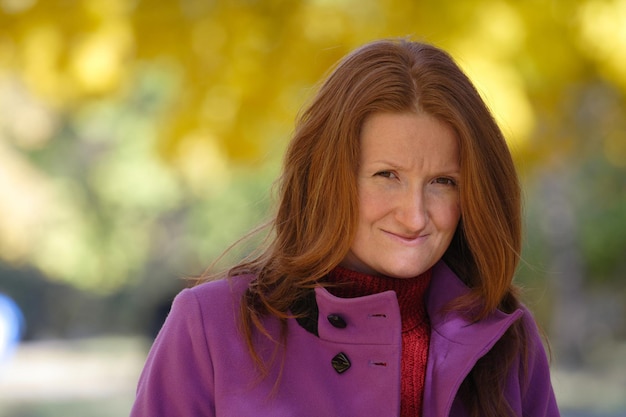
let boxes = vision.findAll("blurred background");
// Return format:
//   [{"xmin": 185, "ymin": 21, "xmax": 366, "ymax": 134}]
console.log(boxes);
[{"xmin": 0, "ymin": 0, "xmax": 624, "ymax": 416}]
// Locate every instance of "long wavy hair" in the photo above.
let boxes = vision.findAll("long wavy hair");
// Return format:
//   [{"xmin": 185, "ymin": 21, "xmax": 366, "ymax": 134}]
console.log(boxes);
[{"xmin": 205, "ymin": 38, "xmax": 526, "ymax": 417}]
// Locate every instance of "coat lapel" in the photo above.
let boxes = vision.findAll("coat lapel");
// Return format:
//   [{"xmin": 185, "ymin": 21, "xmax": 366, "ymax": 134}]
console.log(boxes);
[{"xmin": 422, "ymin": 261, "xmax": 524, "ymax": 417}]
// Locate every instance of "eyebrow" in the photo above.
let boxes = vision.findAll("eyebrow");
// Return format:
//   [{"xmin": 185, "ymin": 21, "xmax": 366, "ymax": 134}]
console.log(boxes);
[{"xmin": 364, "ymin": 159, "xmax": 461, "ymax": 173}]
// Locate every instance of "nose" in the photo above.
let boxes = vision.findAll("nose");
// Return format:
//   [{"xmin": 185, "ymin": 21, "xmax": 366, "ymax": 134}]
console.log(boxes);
[{"xmin": 394, "ymin": 186, "xmax": 428, "ymax": 233}]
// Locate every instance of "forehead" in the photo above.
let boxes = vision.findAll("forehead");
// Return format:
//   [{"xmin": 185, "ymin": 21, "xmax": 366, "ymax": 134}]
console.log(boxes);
[{"xmin": 359, "ymin": 112, "xmax": 460, "ymax": 167}]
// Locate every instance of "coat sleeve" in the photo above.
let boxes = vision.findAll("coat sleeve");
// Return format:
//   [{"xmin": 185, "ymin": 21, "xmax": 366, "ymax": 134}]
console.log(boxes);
[
  {"xmin": 130, "ymin": 288, "xmax": 215, "ymax": 417},
  {"xmin": 519, "ymin": 312, "xmax": 561, "ymax": 416}
]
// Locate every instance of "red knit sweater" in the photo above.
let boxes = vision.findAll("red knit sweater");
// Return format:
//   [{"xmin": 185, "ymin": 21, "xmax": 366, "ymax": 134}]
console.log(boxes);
[{"xmin": 327, "ymin": 267, "xmax": 432, "ymax": 417}]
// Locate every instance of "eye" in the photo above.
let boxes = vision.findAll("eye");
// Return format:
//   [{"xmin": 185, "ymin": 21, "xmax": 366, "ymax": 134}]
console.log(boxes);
[
  {"xmin": 434, "ymin": 177, "xmax": 457, "ymax": 186},
  {"xmin": 375, "ymin": 171, "xmax": 398, "ymax": 179}
]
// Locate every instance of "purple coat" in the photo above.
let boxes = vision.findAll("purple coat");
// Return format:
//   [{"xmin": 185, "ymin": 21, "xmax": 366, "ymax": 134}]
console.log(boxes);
[{"xmin": 130, "ymin": 261, "xmax": 560, "ymax": 416}]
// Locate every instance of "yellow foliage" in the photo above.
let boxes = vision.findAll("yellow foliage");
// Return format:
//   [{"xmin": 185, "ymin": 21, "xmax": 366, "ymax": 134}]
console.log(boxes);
[
  {"xmin": 577, "ymin": 0, "xmax": 626, "ymax": 90},
  {"xmin": 21, "ymin": 24, "xmax": 64, "ymax": 102},
  {"xmin": 69, "ymin": 20, "xmax": 133, "ymax": 94},
  {"xmin": 1, "ymin": 0, "xmax": 625, "ymax": 292}
]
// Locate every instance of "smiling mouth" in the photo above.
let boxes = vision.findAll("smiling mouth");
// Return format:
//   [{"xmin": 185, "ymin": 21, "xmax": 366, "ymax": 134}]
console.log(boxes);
[{"xmin": 384, "ymin": 230, "xmax": 427, "ymax": 243}]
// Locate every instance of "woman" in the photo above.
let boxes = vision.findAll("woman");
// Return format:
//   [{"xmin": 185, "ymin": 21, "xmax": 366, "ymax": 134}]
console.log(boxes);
[{"xmin": 130, "ymin": 39, "xmax": 560, "ymax": 417}]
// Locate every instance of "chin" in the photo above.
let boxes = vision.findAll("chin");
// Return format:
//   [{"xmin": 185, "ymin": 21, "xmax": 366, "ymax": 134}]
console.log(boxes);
[
  {"xmin": 384, "ymin": 267, "xmax": 429, "ymax": 279},
  {"xmin": 384, "ymin": 259, "xmax": 436, "ymax": 279}
]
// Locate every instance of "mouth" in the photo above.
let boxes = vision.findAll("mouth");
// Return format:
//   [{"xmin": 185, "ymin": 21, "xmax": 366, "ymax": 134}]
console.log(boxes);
[{"xmin": 384, "ymin": 230, "xmax": 427, "ymax": 245}]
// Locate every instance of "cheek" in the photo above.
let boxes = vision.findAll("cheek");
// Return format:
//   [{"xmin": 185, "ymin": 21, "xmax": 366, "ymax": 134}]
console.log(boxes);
[
  {"xmin": 358, "ymin": 189, "xmax": 389, "ymax": 222},
  {"xmin": 433, "ymin": 198, "xmax": 461, "ymax": 231}
]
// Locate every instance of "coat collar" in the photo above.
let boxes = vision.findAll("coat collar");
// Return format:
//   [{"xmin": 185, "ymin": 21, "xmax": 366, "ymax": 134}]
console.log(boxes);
[
  {"xmin": 423, "ymin": 261, "xmax": 524, "ymax": 417},
  {"xmin": 292, "ymin": 261, "xmax": 524, "ymax": 347},
  {"xmin": 426, "ymin": 260, "xmax": 524, "ymax": 343},
  {"xmin": 290, "ymin": 261, "xmax": 524, "ymax": 416}
]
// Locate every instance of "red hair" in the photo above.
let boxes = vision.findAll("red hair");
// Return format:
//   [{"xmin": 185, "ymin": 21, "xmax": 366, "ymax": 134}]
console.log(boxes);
[{"xmin": 206, "ymin": 39, "xmax": 527, "ymax": 416}]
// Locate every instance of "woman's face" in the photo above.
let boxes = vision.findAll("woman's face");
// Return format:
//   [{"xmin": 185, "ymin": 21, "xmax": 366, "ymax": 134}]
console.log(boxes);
[{"xmin": 341, "ymin": 111, "xmax": 461, "ymax": 278}]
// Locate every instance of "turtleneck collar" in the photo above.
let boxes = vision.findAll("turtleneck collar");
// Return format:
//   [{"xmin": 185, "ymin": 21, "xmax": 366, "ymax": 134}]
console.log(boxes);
[{"xmin": 326, "ymin": 266, "xmax": 432, "ymax": 333}]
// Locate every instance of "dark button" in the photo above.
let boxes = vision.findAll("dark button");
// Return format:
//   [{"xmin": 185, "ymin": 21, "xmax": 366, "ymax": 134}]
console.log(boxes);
[
  {"xmin": 327, "ymin": 314, "xmax": 347, "ymax": 329},
  {"xmin": 331, "ymin": 352, "xmax": 351, "ymax": 374}
]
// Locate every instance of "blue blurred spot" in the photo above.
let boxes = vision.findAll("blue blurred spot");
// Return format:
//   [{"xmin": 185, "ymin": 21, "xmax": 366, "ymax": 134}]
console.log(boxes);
[{"xmin": 0, "ymin": 293, "xmax": 24, "ymax": 365}]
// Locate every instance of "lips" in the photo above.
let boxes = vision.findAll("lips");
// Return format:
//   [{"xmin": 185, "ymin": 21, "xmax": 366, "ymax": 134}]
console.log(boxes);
[{"xmin": 384, "ymin": 230, "xmax": 428, "ymax": 244}]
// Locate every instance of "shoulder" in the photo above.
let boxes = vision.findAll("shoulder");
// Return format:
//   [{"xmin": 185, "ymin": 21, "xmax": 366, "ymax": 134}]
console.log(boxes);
[
  {"xmin": 131, "ymin": 275, "xmax": 255, "ymax": 417},
  {"xmin": 150, "ymin": 274, "xmax": 256, "ymax": 345},
  {"xmin": 180, "ymin": 274, "xmax": 253, "ymax": 306},
  {"xmin": 171, "ymin": 274, "xmax": 255, "ymax": 323},
  {"xmin": 517, "ymin": 303, "xmax": 552, "ymax": 373},
  {"xmin": 515, "ymin": 303, "xmax": 549, "ymax": 361},
  {"xmin": 186, "ymin": 274, "xmax": 253, "ymax": 299},
  {"xmin": 516, "ymin": 306, "xmax": 560, "ymax": 414},
  {"xmin": 146, "ymin": 274, "xmax": 259, "ymax": 370}
]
